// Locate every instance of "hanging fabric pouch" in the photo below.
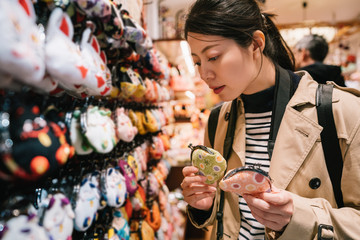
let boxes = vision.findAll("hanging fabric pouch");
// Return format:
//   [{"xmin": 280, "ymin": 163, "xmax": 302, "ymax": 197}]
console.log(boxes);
[
  {"xmin": 73, "ymin": 173, "xmax": 101, "ymax": 232},
  {"xmin": 118, "ymin": 156, "xmax": 138, "ymax": 196},
  {"xmin": 38, "ymin": 193, "xmax": 75, "ymax": 240},
  {"xmin": 144, "ymin": 201, "xmax": 161, "ymax": 232},
  {"xmin": 130, "ymin": 220, "xmax": 154, "ymax": 240},
  {"xmin": 0, "ymin": 0, "xmax": 45, "ymax": 85},
  {"xmin": 45, "ymin": 8, "xmax": 88, "ymax": 95},
  {"xmin": 82, "ymin": 105, "xmax": 117, "ymax": 154},
  {"xmin": 0, "ymin": 94, "xmax": 73, "ymax": 181},
  {"xmin": 80, "ymin": 28, "xmax": 112, "ymax": 96},
  {"xmin": 69, "ymin": 109, "xmax": 94, "ymax": 155},
  {"xmin": 101, "ymin": 167, "xmax": 127, "ymax": 208},
  {"xmin": 108, "ymin": 210, "xmax": 130, "ymax": 240},
  {"xmin": 114, "ymin": 107, "xmax": 137, "ymax": 143}
]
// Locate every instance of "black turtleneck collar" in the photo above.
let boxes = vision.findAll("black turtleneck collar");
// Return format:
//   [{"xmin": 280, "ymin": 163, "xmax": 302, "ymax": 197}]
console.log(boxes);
[{"xmin": 241, "ymin": 85, "xmax": 275, "ymax": 113}]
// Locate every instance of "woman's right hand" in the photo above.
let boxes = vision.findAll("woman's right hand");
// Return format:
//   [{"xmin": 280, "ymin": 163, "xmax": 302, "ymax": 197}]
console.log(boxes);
[{"xmin": 181, "ymin": 166, "xmax": 217, "ymax": 211}]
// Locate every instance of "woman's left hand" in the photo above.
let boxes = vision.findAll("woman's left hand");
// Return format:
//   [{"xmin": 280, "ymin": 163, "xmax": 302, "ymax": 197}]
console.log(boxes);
[{"xmin": 242, "ymin": 186, "xmax": 293, "ymax": 231}]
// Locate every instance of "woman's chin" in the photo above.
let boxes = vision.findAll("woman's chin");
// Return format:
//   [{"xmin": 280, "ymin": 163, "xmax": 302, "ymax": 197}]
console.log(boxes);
[{"xmin": 218, "ymin": 93, "xmax": 237, "ymax": 102}]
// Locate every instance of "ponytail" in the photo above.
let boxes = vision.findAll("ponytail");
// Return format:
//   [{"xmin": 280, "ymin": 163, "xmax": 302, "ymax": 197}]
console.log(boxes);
[{"xmin": 262, "ymin": 13, "xmax": 295, "ymax": 71}]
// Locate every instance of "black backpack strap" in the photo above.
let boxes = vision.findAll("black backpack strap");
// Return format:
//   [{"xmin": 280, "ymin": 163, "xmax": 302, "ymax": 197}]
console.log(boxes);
[
  {"xmin": 316, "ymin": 84, "xmax": 344, "ymax": 208},
  {"xmin": 216, "ymin": 99, "xmax": 237, "ymax": 240},
  {"xmin": 268, "ymin": 66, "xmax": 297, "ymax": 159},
  {"xmin": 208, "ymin": 104, "xmax": 223, "ymax": 148}
]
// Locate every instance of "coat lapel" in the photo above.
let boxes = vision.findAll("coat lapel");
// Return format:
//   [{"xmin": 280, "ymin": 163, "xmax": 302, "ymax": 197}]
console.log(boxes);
[
  {"xmin": 269, "ymin": 107, "xmax": 322, "ymax": 189},
  {"xmin": 232, "ymin": 99, "xmax": 246, "ymax": 166},
  {"xmin": 269, "ymin": 73, "xmax": 323, "ymax": 189}
]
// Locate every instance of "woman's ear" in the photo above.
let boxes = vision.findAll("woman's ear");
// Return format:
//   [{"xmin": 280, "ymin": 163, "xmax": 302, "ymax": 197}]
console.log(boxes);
[{"xmin": 252, "ymin": 30, "xmax": 265, "ymax": 53}]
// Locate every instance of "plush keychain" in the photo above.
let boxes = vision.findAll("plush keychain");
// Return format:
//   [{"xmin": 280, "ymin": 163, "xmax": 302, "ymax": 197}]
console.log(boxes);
[
  {"xmin": 0, "ymin": 0, "xmax": 45, "ymax": 85},
  {"xmin": 45, "ymin": 7, "xmax": 88, "ymax": 96},
  {"xmin": 127, "ymin": 109, "xmax": 140, "ymax": 132},
  {"xmin": 0, "ymin": 214, "xmax": 49, "ymax": 240},
  {"xmin": 80, "ymin": 28, "xmax": 112, "ymax": 96},
  {"xmin": 131, "ymin": 76, "xmax": 147, "ymax": 101},
  {"xmin": 118, "ymin": 198, "xmax": 133, "ymax": 222},
  {"xmin": 140, "ymin": 48, "xmax": 162, "ymax": 80},
  {"xmin": 131, "ymin": 150, "xmax": 144, "ymax": 181},
  {"xmin": 149, "ymin": 136, "xmax": 165, "ymax": 160},
  {"xmin": 72, "ymin": 0, "xmax": 112, "ymax": 20},
  {"xmin": 130, "ymin": 220, "xmax": 154, "ymax": 240},
  {"xmin": 118, "ymin": 156, "xmax": 138, "ymax": 196},
  {"xmin": 101, "ymin": 167, "xmax": 127, "ymax": 208},
  {"xmin": 117, "ymin": 66, "xmax": 144, "ymax": 100},
  {"xmin": 120, "ymin": 9, "xmax": 153, "ymax": 56},
  {"xmin": 153, "ymin": 109, "xmax": 165, "ymax": 130},
  {"xmin": 151, "ymin": 166, "xmax": 165, "ymax": 188},
  {"xmin": 145, "ymin": 201, "xmax": 161, "ymax": 232},
  {"xmin": 189, "ymin": 143, "xmax": 227, "ymax": 184},
  {"xmin": 130, "ymin": 185, "xmax": 146, "ymax": 212},
  {"xmin": 219, "ymin": 165, "xmax": 272, "ymax": 196},
  {"xmin": 99, "ymin": 1, "xmax": 125, "ymax": 48},
  {"xmin": 144, "ymin": 79, "xmax": 157, "ymax": 102},
  {"xmin": 73, "ymin": 173, "xmax": 101, "ymax": 232},
  {"xmin": 134, "ymin": 111, "xmax": 147, "ymax": 135},
  {"xmin": 126, "ymin": 154, "xmax": 140, "ymax": 181},
  {"xmin": 83, "ymin": 106, "xmax": 117, "ymax": 154},
  {"xmin": 108, "ymin": 210, "xmax": 130, "ymax": 240},
  {"xmin": 39, "ymin": 193, "xmax": 75, "ymax": 240},
  {"xmin": 69, "ymin": 109, "xmax": 94, "ymax": 155},
  {"xmin": 142, "ymin": 109, "xmax": 159, "ymax": 133},
  {"xmin": 114, "ymin": 107, "xmax": 138, "ymax": 143},
  {"xmin": 133, "ymin": 145, "xmax": 148, "ymax": 174},
  {"xmin": 0, "ymin": 94, "xmax": 73, "ymax": 181},
  {"xmin": 140, "ymin": 172, "xmax": 159, "ymax": 199}
]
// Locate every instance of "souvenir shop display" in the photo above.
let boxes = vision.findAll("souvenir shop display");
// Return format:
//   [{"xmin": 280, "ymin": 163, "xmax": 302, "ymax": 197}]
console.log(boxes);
[{"xmin": 0, "ymin": 0, "xmax": 188, "ymax": 239}]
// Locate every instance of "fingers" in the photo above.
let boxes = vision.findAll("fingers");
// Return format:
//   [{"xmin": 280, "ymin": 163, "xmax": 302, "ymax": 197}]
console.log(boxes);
[
  {"xmin": 180, "ymin": 174, "xmax": 207, "ymax": 190},
  {"xmin": 182, "ymin": 165, "xmax": 200, "ymax": 177},
  {"xmin": 184, "ymin": 191, "xmax": 216, "ymax": 205},
  {"xmin": 263, "ymin": 187, "xmax": 289, "ymax": 205},
  {"xmin": 181, "ymin": 166, "xmax": 217, "ymax": 211},
  {"xmin": 250, "ymin": 209, "xmax": 286, "ymax": 231},
  {"xmin": 243, "ymin": 193, "xmax": 293, "ymax": 215},
  {"xmin": 182, "ymin": 184, "xmax": 217, "ymax": 198},
  {"xmin": 181, "ymin": 166, "xmax": 218, "ymax": 190},
  {"xmin": 242, "ymin": 192, "xmax": 293, "ymax": 231}
]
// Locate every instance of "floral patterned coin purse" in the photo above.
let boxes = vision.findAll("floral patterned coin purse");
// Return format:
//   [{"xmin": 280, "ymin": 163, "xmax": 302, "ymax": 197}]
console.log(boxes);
[
  {"xmin": 188, "ymin": 144, "xmax": 227, "ymax": 185},
  {"xmin": 219, "ymin": 165, "xmax": 272, "ymax": 196}
]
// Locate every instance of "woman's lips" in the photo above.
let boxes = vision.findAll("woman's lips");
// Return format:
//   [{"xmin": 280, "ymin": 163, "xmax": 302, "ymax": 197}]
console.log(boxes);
[{"xmin": 213, "ymin": 85, "xmax": 225, "ymax": 94}]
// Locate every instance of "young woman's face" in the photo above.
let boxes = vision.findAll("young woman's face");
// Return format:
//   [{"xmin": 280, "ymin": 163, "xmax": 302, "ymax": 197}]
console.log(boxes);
[{"xmin": 187, "ymin": 33, "xmax": 260, "ymax": 101}]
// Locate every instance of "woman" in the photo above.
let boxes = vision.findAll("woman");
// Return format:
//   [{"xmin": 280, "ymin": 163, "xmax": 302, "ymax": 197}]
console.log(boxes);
[{"xmin": 180, "ymin": 0, "xmax": 360, "ymax": 239}]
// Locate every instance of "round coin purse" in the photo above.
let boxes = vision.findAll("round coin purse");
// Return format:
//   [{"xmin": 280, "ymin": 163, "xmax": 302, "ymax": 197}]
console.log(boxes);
[
  {"xmin": 189, "ymin": 144, "xmax": 227, "ymax": 185},
  {"xmin": 219, "ymin": 165, "xmax": 272, "ymax": 196}
]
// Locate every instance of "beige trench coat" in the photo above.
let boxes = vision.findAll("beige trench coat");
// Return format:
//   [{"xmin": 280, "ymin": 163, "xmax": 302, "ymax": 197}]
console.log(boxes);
[{"xmin": 187, "ymin": 71, "xmax": 360, "ymax": 239}]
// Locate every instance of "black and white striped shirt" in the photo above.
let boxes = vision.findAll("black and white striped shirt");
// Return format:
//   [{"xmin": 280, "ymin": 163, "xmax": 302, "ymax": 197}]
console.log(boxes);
[{"xmin": 238, "ymin": 86, "xmax": 274, "ymax": 240}]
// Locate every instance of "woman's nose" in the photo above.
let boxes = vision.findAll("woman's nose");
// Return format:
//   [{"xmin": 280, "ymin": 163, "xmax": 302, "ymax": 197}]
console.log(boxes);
[{"xmin": 199, "ymin": 67, "xmax": 214, "ymax": 82}]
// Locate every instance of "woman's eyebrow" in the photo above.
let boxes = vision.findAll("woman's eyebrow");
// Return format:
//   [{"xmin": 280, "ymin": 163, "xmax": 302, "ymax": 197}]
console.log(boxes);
[
  {"xmin": 201, "ymin": 44, "xmax": 220, "ymax": 54},
  {"xmin": 191, "ymin": 44, "xmax": 220, "ymax": 57}
]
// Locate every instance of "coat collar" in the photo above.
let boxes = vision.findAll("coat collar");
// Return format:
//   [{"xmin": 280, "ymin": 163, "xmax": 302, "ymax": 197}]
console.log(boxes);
[
  {"xmin": 288, "ymin": 70, "xmax": 340, "ymax": 107},
  {"xmin": 269, "ymin": 72, "xmax": 324, "ymax": 189}
]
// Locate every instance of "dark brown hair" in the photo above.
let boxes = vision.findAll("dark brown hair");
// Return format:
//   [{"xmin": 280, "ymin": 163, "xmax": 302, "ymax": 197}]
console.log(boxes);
[{"xmin": 184, "ymin": 0, "xmax": 295, "ymax": 71}]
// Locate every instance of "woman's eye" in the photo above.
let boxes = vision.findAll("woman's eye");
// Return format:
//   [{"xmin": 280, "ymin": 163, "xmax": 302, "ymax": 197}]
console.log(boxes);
[
  {"xmin": 194, "ymin": 62, "xmax": 201, "ymax": 66},
  {"xmin": 208, "ymin": 56, "xmax": 218, "ymax": 62}
]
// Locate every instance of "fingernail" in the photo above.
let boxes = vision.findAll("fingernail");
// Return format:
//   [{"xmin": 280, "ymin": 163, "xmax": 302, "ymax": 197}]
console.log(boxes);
[{"xmin": 209, "ymin": 186, "xmax": 217, "ymax": 191}]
